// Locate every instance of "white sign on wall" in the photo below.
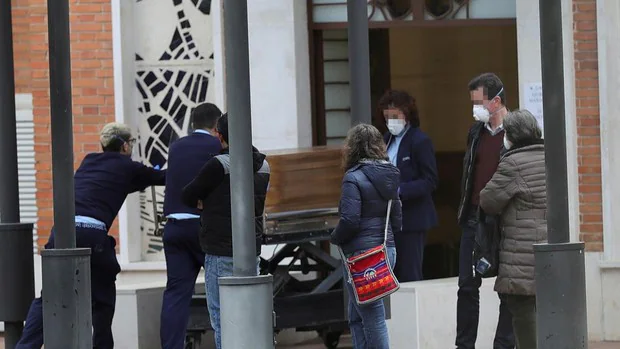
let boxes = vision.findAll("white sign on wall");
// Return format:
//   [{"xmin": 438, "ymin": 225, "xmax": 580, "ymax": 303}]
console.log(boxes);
[{"xmin": 522, "ymin": 82, "xmax": 544, "ymax": 135}]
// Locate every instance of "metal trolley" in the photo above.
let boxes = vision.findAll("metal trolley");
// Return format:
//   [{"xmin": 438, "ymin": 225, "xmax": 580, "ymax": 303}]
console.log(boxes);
[{"xmin": 185, "ymin": 208, "xmax": 347, "ymax": 349}]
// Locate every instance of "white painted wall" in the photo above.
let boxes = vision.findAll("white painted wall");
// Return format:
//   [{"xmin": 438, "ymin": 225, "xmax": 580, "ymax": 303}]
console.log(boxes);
[
  {"xmin": 515, "ymin": 0, "xmax": 580, "ymax": 243},
  {"xmin": 596, "ymin": 0, "xmax": 620, "ymax": 341},
  {"xmin": 387, "ymin": 278, "xmax": 501, "ymax": 349},
  {"xmin": 246, "ymin": 0, "xmax": 313, "ymax": 151},
  {"xmin": 112, "ymin": 0, "xmax": 142, "ymax": 265},
  {"xmin": 597, "ymin": 0, "xmax": 620, "ymax": 264}
]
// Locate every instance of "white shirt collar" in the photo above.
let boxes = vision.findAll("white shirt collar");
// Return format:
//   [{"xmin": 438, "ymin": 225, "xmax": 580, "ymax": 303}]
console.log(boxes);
[{"xmin": 485, "ymin": 123, "xmax": 504, "ymax": 136}]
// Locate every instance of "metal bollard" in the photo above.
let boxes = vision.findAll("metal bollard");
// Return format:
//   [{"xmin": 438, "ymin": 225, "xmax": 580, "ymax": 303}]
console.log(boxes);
[
  {"xmin": 220, "ymin": 274, "xmax": 274, "ymax": 349},
  {"xmin": 0, "ymin": 223, "xmax": 35, "ymax": 348},
  {"xmin": 41, "ymin": 248, "xmax": 92, "ymax": 349},
  {"xmin": 534, "ymin": 242, "xmax": 588, "ymax": 348}
]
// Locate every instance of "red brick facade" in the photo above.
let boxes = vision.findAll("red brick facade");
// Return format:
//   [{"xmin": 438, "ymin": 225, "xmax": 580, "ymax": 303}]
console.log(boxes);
[
  {"xmin": 573, "ymin": 0, "xmax": 603, "ymax": 251},
  {"xmin": 11, "ymin": 0, "xmax": 117, "ymax": 251}
]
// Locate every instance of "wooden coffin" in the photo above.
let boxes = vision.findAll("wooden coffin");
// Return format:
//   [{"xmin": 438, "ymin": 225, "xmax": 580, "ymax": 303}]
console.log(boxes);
[{"xmin": 264, "ymin": 146, "xmax": 344, "ymax": 214}]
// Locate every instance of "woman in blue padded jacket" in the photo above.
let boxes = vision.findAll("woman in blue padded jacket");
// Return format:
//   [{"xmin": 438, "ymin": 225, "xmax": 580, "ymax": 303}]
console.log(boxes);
[{"xmin": 331, "ymin": 123, "xmax": 402, "ymax": 349}]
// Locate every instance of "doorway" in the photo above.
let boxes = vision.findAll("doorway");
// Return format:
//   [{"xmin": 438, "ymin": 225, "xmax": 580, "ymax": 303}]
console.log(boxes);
[{"xmin": 311, "ymin": 24, "xmax": 519, "ymax": 279}]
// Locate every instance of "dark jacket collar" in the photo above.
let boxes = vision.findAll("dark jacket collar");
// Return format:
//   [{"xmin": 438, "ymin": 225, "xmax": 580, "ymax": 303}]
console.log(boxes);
[{"xmin": 384, "ymin": 125, "xmax": 417, "ymax": 146}]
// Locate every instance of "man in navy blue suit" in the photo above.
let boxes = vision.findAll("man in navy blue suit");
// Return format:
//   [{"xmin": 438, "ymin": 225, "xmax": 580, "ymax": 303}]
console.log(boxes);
[
  {"xmin": 16, "ymin": 122, "xmax": 166, "ymax": 349},
  {"xmin": 160, "ymin": 103, "xmax": 223, "ymax": 349}
]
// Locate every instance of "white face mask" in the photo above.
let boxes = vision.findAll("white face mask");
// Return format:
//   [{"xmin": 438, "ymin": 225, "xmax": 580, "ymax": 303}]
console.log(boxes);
[
  {"xmin": 473, "ymin": 105, "xmax": 491, "ymax": 123},
  {"xmin": 387, "ymin": 119, "xmax": 406, "ymax": 136},
  {"xmin": 472, "ymin": 87, "xmax": 504, "ymax": 123},
  {"xmin": 503, "ymin": 134, "xmax": 512, "ymax": 150}
]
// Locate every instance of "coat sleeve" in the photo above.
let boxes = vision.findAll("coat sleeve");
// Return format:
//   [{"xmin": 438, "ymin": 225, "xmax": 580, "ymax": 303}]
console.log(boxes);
[
  {"xmin": 330, "ymin": 178, "xmax": 362, "ymax": 246},
  {"xmin": 129, "ymin": 162, "xmax": 166, "ymax": 193},
  {"xmin": 399, "ymin": 136, "xmax": 439, "ymax": 201},
  {"xmin": 181, "ymin": 158, "xmax": 226, "ymax": 208},
  {"xmin": 479, "ymin": 158, "xmax": 520, "ymax": 215},
  {"xmin": 390, "ymin": 198, "xmax": 403, "ymax": 234}
]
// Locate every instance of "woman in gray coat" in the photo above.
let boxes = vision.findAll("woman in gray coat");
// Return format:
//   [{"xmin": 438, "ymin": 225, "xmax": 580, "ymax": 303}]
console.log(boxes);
[{"xmin": 479, "ymin": 109, "xmax": 547, "ymax": 349}]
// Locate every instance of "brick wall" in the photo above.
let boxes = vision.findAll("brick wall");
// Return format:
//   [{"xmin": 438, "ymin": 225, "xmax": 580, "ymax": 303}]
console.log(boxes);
[
  {"xmin": 573, "ymin": 0, "xmax": 603, "ymax": 251},
  {"xmin": 11, "ymin": 0, "xmax": 30, "ymax": 94},
  {"xmin": 11, "ymin": 0, "xmax": 118, "ymax": 251}
]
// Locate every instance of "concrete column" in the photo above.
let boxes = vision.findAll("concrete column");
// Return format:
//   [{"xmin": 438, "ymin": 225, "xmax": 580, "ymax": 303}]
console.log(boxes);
[
  {"xmin": 246, "ymin": 0, "xmax": 312, "ymax": 150},
  {"xmin": 212, "ymin": 0, "xmax": 226, "ymax": 110},
  {"xmin": 111, "ymin": 0, "xmax": 141, "ymax": 264},
  {"xmin": 597, "ymin": 0, "xmax": 620, "ymax": 263},
  {"xmin": 515, "ymin": 0, "xmax": 579, "ymax": 242}
]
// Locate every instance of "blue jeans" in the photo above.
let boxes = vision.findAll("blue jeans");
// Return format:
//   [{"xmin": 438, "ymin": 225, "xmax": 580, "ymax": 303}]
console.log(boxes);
[
  {"xmin": 343, "ymin": 246, "xmax": 396, "ymax": 349},
  {"xmin": 204, "ymin": 254, "xmax": 260, "ymax": 349}
]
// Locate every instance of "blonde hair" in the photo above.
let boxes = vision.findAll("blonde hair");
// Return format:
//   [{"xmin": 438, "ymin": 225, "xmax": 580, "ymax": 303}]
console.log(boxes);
[{"xmin": 100, "ymin": 122, "xmax": 132, "ymax": 148}]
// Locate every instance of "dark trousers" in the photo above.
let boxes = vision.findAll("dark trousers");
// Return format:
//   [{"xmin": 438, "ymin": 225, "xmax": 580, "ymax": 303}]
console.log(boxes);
[
  {"xmin": 160, "ymin": 219, "xmax": 205, "ymax": 349},
  {"xmin": 456, "ymin": 213, "xmax": 514, "ymax": 349},
  {"xmin": 504, "ymin": 295, "xmax": 537, "ymax": 349},
  {"xmin": 393, "ymin": 230, "xmax": 427, "ymax": 282},
  {"xmin": 16, "ymin": 226, "xmax": 121, "ymax": 349}
]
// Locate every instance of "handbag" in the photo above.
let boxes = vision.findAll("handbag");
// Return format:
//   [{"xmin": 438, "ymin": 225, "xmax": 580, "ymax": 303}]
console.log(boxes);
[
  {"xmin": 472, "ymin": 208, "xmax": 501, "ymax": 278},
  {"xmin": 338, "ymin": 199, "xmax": 400, "ymax": 305}
]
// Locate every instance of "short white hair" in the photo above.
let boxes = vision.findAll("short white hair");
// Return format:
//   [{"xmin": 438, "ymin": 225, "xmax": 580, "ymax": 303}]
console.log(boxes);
[{"xmin": 100, "ymin": 122, "xmax": 133, "ymax": 148}]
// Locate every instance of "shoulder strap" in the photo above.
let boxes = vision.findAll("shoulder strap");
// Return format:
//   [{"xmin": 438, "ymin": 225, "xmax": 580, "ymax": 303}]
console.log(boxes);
[{"xmin": 384, "ymin": 199, "xmax": 393, "ymax": 244}]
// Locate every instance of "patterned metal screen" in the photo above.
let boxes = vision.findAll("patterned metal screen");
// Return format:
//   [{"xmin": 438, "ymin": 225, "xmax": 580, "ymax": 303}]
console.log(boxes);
[{"xmin": 134, "ymin": 0, "xmax": 216, "ymax": 260}]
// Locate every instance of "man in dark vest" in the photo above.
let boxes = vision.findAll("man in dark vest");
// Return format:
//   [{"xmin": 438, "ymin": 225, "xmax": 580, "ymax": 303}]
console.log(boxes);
[
  {"xmin": 160, "ymin": 103, "xmax": 223, "ymax": 349},
  {"xmin": 16, "ymin": 123, "xmax": 166, "ymax": 349},
  {"xmin": 455, "ymin": 73, "xmax": 515, "ymax": 349},
  {"xmin": 181, "ymin": 113, "xmax": 270, "ymax": 349}
]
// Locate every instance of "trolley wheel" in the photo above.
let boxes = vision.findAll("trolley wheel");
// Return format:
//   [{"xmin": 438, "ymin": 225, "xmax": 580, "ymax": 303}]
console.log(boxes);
[
  {"xmin": 184, "ymin": 332, "xmax": 202, "ymax": 349},
  {"xmin": 320, "ymin": 330, "xmax": 342, "ymax": 349}
]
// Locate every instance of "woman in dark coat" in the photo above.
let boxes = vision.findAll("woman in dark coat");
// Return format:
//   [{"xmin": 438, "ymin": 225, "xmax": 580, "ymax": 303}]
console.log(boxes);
[
  {"xmin": 331, "ymin": 124, "xmax": 402, "ymax": 349},
  {"xmin": 378, "ymin": 90, "xmax": 439, "ymax": 282}
]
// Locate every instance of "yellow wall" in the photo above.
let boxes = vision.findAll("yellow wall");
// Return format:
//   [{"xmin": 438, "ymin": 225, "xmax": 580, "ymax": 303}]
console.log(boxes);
[{"xmin": 389, "ymin": 25, "xmax": 519, "ymax": 152}]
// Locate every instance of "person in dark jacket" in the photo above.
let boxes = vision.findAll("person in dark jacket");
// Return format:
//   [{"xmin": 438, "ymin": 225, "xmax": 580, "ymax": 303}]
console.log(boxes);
[
  {"xmin": 378, "ymin": 90, "xmax": 438, "ymax": 282},
  {"xmin": 455, "ymin": 73, "xmax": 514, "ymax": 349},
  {"xmin": 181, "ymin": 114, "xmax": 270, "ymax": 349},
  {"xmin": 16, "ymin": 123, "xmax": 166, "ymax": 349},
  {"xmin": 480, "ymin": 110, "xmax": 547, "ymax": 349},
  {"xmin": 331, "ymin": 124, "xmax": 402, "ymax": 349},
  {"xmin": 160, "ymin": 103, "xmax": 222, "ymax": 349}
]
